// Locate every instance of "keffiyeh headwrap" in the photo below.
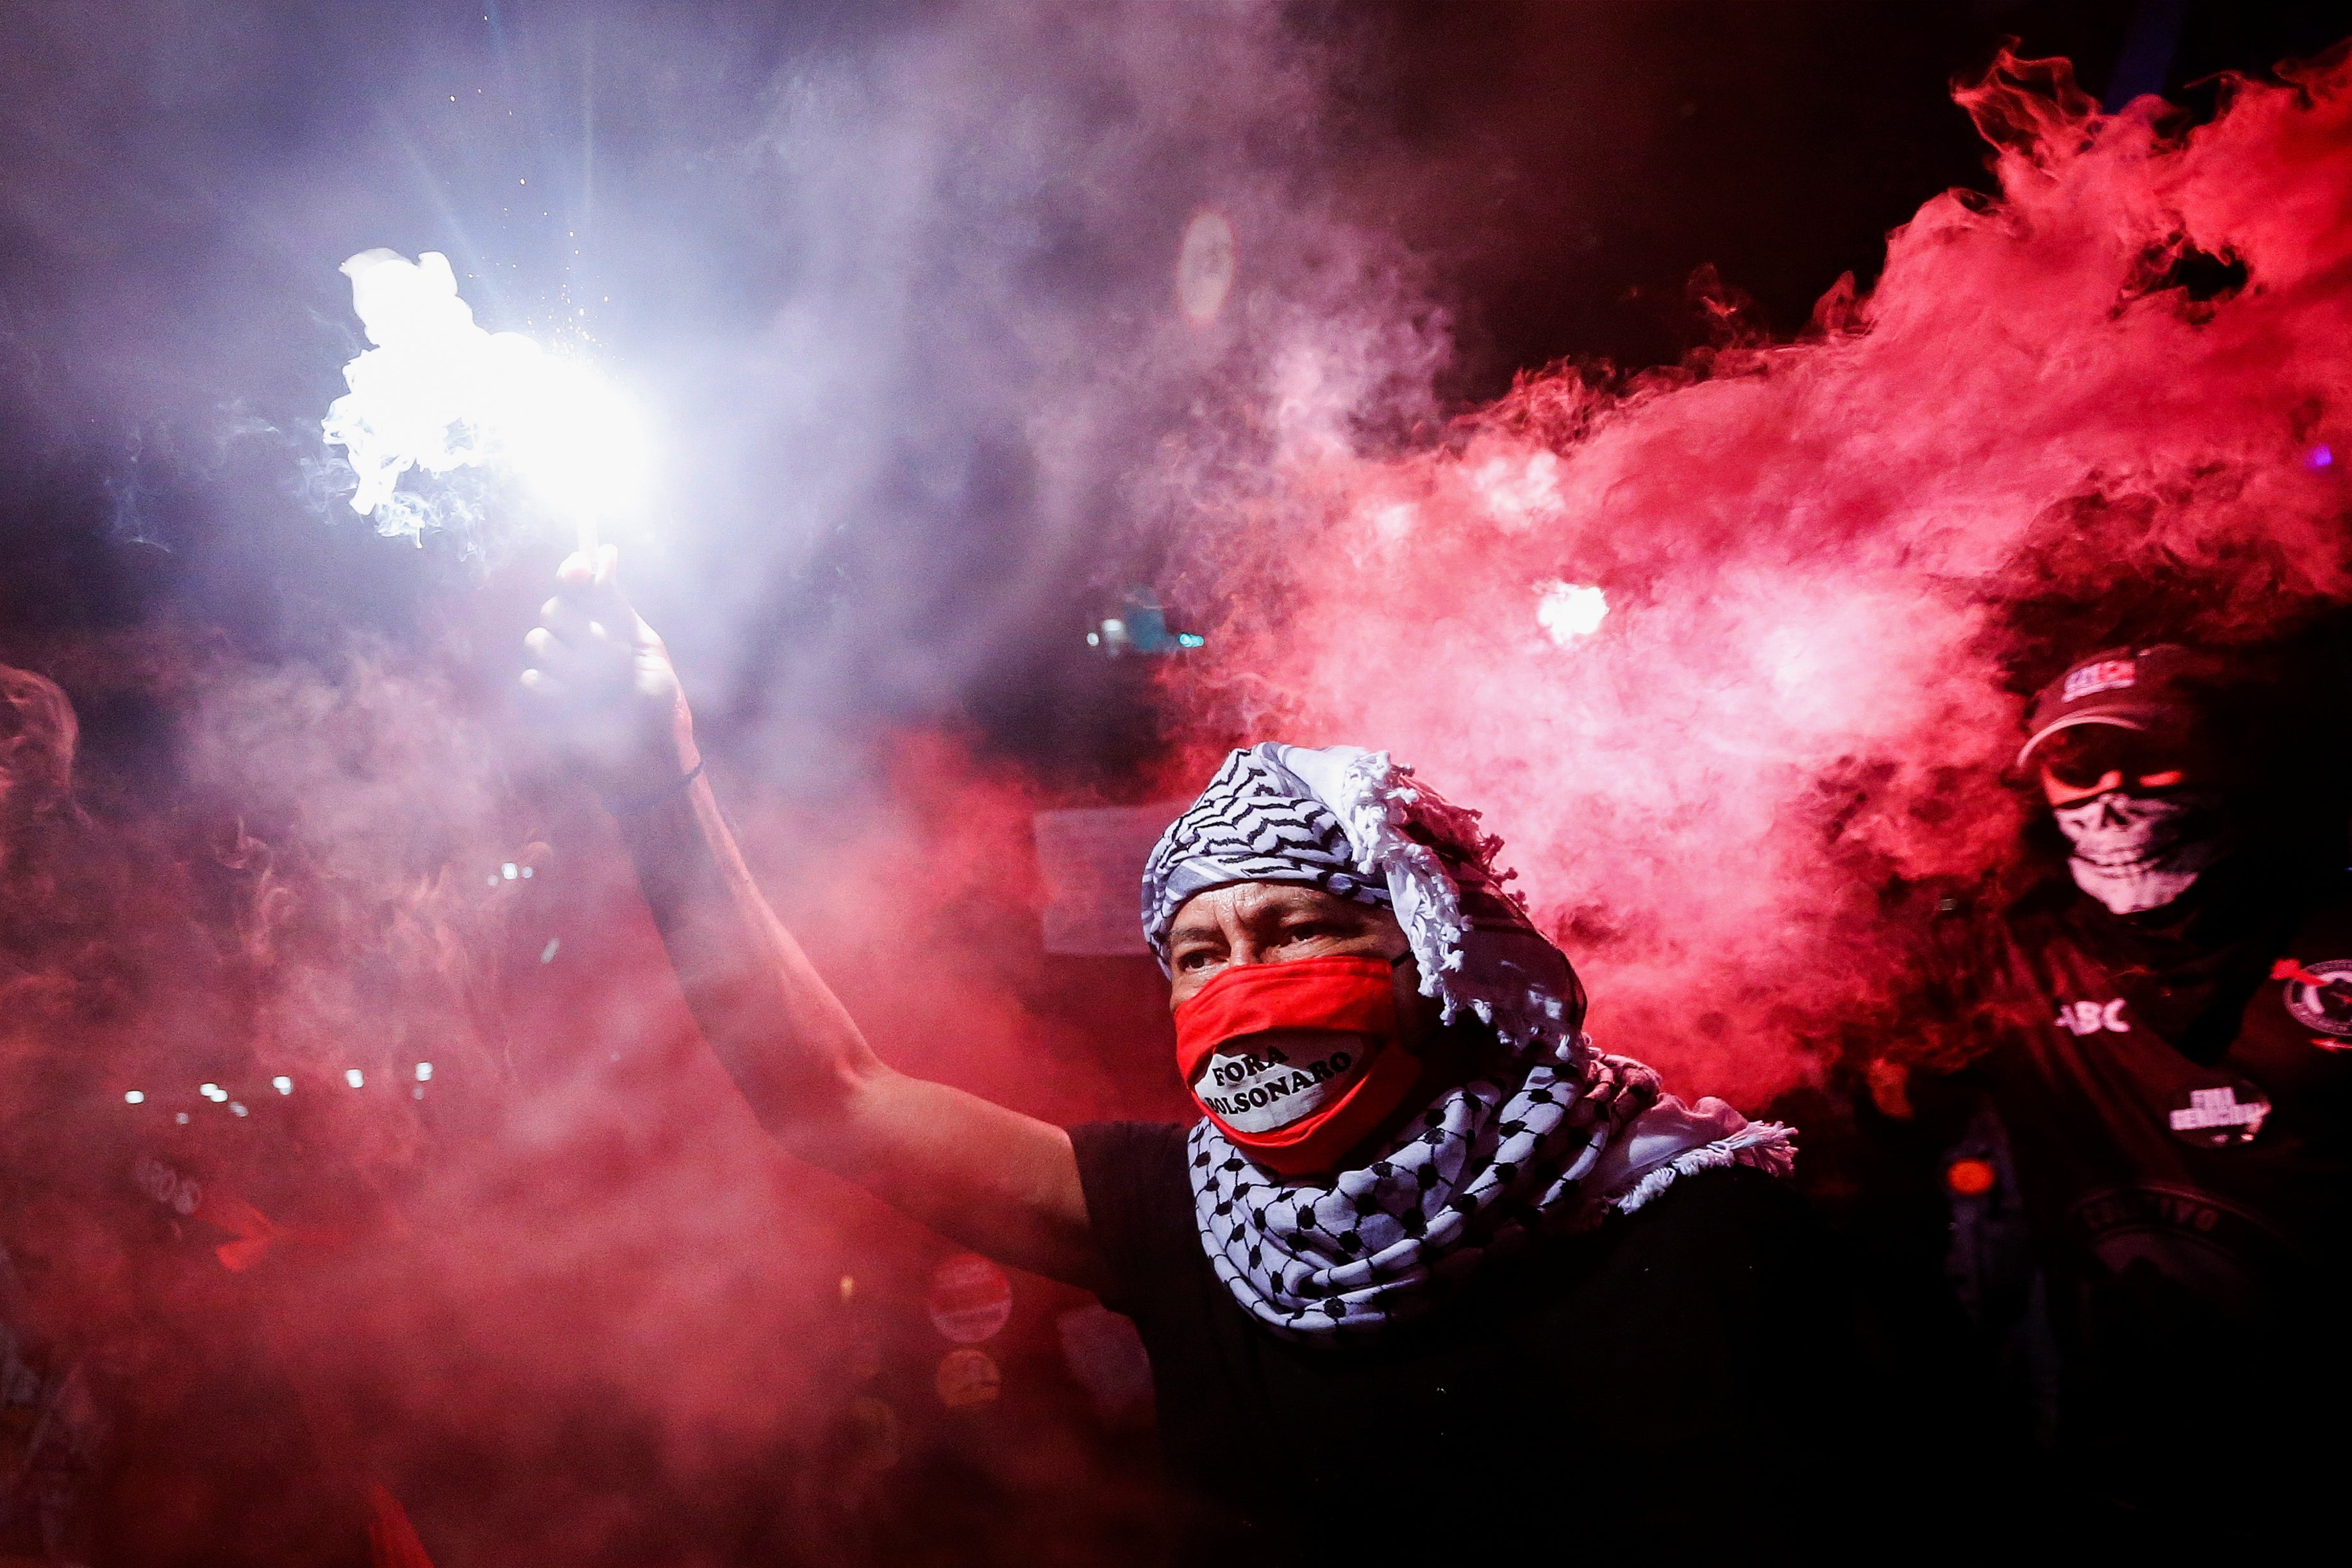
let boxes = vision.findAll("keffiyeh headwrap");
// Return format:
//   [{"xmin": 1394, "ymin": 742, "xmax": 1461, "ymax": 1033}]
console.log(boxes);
[{"xmin": 1142, "ymin": 743, "xmax": 1795, "ymax": 1342}]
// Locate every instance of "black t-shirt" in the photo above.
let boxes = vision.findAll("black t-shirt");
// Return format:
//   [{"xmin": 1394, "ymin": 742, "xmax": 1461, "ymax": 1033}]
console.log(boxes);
[
  {"xmin": 1929, "ymin": 865, "xmax": 2352, "ymax": 1499},
  {"xmin": 1071, "ymin": 1121, "xmax": 1873, "ymax": 1566}
]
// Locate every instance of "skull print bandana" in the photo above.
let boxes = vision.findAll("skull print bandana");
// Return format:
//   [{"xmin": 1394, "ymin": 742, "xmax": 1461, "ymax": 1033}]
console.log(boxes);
[{"xmin": 2054, "ymin": 788, "xmax": 2235, "ymax": 915}]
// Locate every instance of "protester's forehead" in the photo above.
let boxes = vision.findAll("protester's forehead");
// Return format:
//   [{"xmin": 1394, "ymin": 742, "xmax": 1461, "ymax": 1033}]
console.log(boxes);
[{"xmin": 1168, "ymin": 879, "xmax": 1390, "ymax": 933}]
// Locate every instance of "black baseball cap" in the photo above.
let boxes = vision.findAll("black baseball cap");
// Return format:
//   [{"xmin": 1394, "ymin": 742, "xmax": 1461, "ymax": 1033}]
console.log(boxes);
[{"xmin": 2017, "ymin": 644, "xmax": 2218, "ymax": 771}]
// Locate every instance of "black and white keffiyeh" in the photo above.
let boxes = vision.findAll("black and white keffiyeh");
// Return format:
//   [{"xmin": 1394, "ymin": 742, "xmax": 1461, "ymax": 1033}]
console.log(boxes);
[
  {"xmin": 1142, "ymin": 744, "xmax": 1583, "ymax": 1046},
  {"xmin": 1144, "ymin": 743, "xmax": 1796, "ymax": 1342}
]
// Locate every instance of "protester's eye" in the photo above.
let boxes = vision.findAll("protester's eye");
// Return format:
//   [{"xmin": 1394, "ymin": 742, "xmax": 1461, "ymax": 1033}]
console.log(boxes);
[{"xmin": 1174, "ymin": 946, "xmax": 1222, "ymax": 972}]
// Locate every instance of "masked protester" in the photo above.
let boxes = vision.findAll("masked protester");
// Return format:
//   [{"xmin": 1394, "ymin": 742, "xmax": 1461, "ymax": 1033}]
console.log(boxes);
[
  {"xmin": 521, "ymin": 555, "xmax": 1884, "ymax": 1564},
  {"xmin": 1876, "ymin": 643, "xmax": 2352, "ymax": 1542}
]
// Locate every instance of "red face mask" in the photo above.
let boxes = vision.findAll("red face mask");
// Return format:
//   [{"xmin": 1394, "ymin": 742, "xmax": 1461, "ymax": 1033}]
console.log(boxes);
[{"xmin": 1173, "ymin": 954, "xmax": 1422, "ymax": 1176}]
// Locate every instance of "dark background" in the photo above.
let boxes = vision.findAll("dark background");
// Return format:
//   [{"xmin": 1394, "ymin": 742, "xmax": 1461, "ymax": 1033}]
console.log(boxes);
[{"xmin": 1376, "ymin": 1, "xmax": 2352, "ymax": 388}]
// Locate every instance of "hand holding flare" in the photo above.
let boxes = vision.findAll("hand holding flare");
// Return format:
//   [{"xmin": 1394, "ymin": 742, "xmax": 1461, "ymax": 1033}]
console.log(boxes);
[{"xmin": 521, "ymin": 546, "xmax": 700, "ymax": 800}]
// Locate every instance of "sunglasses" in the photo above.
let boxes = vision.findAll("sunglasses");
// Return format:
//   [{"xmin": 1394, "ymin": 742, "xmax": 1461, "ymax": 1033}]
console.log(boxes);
[{"xmin": 2034, "ymin": 726, "xmax": 2189, "ymax": 790}]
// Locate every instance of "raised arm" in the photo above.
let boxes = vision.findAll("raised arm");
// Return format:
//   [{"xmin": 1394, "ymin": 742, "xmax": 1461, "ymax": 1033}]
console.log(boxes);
[{"xmin": 521, "ymin": 549, "xmax": 1099, "ymax": 1288}]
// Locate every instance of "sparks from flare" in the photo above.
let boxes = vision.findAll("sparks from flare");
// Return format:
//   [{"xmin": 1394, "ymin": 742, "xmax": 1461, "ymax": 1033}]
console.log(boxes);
[{"xmin": 321, "ymin": 248, "xmax": 647, "ymax": 553}]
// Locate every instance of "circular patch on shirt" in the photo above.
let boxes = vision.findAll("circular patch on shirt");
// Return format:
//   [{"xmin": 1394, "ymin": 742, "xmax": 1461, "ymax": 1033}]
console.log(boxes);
[
  {"xmin": 2165, "ymin": 1076, "xmax": 2271, "ymax": 1148},
  {"xmin": 927, "ymin": 1254, "xmax": 1013, "ymax": 1344},
  {"xmin": 2280, "ymin": 958, "xmax": 2352, "ymax": 1038}
]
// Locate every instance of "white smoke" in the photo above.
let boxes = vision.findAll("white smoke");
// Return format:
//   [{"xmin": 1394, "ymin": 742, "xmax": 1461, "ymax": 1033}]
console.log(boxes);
[{"xmin": 322, "ymin": 248, "xmax": 648, "ymax": 550}]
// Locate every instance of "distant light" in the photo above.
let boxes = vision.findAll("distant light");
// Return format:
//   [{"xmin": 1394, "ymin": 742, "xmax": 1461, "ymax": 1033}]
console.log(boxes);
[
  {"xmin": 1176, "ymin": 633, "xmax": 1205, "ymax": 648},
  {"xmin": 199, "ymin": 1082, "xmax": 222, "ymax": 1099},
  {"xmin": 521, "ymin": 865, "xmax": 533, "ymax": 878},
  {"xmin": 272, "ymin": 1076, "xmax": 293, "ymax": 1095},
  {"xmin": 176, "ymin": 1112, "xmax": 190, "ymax": 1124},
  {"xmin": 1535, "ymin": 580, "xmax": 1609, "ymax": 646},
  {"xmin": 540, "ymin": 938, "xmax": 561, "ymax": 963},
  {"xmin": 1946, "ymin": 1157, "xmax": 1998, "ymax": 1197},
  {"xmin": 229, "ymin": 1101, "xmax": 248, "ymax": 1117},
  {"xmin": 487, "ymin": 874, "xmax": 500, "ymax": 886},
  {"xmin": 346, "ymin": 1069, "xmax": 365, "ymax": 1088},
  {"xmin": 416, "ymin": 1062, "xmax": 433, "ymax": 1081},
  {"xmin": 1175, "ymin": 208, "xmax": 1237, "ymax": 327},
  {"xmin": 413, "ymin": 1087, "xmax": 425, "ymax": 1099},
  {"xmin": 501, "ymin": 862, "xmax": 518, "ymax": 880},
  {"xmin": 840, "ymin": 1275, "xmax": 856, "ymax": 1304},
  {"xmin": 2309, "ymin": 444, "xmax": 2335, "ymax": 470},
  {"xmin": 1085, "ymin": 631, "xmax": 1100, "ymax": 647},
  {"xmin": 124, "ymin": 1090, "xmax": 146, "ymax": 1105}
]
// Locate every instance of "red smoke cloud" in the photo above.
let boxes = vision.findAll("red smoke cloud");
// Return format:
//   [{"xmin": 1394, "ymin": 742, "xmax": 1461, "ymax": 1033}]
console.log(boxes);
[
  {"xmin": 0, "ymin": 642, "xmax": 1165, "ymax": 1562},
  {"xmin": 1167, "ymin": 49, "xmax": 2352, "ymax": 1104}
]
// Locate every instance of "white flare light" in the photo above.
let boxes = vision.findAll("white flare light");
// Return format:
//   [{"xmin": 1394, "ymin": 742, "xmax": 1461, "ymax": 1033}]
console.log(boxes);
[
  {"xmin": 124, "ymin": 1090, "xmax": 145, "ymax": 1105},
  {"xmin": 322, "ymin": 249, "xmax": 648, "ymax": 551},
  {"xmin": 416, "ymin": 1062, "xmax": 433, "ymax": 1081},
  {"xmin": 272, "ymin": 1075, "xmax": 294, "ymax": 1094},
  {"xmin": 1535, "ymin": 580, "xmax": 1609, "ymax": 645},
  {"xmin": 346, "ymin": 1069, "xmax": 366, "ymax": 1088}
]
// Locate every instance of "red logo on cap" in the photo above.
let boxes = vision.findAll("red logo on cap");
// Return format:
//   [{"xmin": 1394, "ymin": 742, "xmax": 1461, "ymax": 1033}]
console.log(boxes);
[{"xmin": 2063, "ymin": 659, "xmax": 2136, "ymax": 703}]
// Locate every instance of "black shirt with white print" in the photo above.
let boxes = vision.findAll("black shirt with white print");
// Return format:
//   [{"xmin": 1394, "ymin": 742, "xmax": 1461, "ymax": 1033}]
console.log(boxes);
[{"xmin": 1923, "ymin": 858, "xmax": 2352, "ymax": 1514}]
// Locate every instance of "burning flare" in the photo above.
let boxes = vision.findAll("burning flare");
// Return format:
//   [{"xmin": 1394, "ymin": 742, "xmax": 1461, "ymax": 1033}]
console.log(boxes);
[{"xmin": 322, "ymin": 248, "xmax": 647, "ymax": 551}]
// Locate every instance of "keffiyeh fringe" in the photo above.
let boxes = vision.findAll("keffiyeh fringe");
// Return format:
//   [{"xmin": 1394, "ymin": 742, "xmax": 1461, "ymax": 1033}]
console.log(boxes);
[
  {"xmin": 1276, "ymin": 746, "xmax": 1571, "ymax": 1048},
  {"xmin": 1608, "ymin": 1121, "xmax": 1799, "ymax": 1216}
]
